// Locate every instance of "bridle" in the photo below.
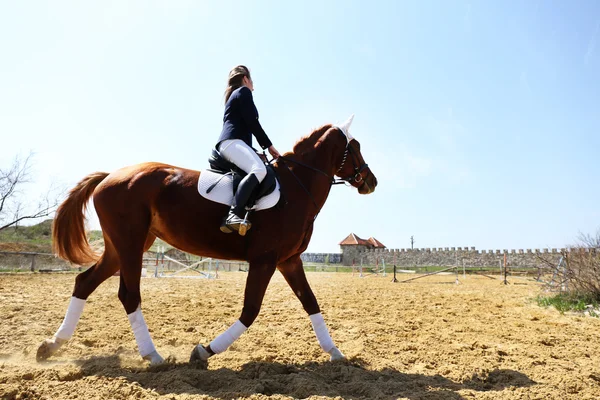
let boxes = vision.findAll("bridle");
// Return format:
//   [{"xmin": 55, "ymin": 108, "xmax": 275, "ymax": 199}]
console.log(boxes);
[
  {"xmin": 275, "ymin": 128, "xmax": 372, "ymax": 218},
  {"xmin": 334, "ymin": 140, "xmax": 370, "ymax": 186}
]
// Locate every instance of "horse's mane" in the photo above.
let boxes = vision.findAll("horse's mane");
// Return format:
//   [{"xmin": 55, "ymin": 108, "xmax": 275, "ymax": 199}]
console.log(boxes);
[{"xmin": 290, "ymin": 124, "xmax": 333, "ymax": 157}]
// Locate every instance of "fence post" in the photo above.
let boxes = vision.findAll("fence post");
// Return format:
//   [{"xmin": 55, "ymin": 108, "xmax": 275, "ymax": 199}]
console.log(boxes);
[
  {"xmin": 30, "ymin": 254, "xmax": 36, "ymax": 272},
  {"xmin": 155, "ymin": 250, "xmax": 159, "ymax": 277},
  {"xmin": 503, "ymin": 254, "xmax": 508, "ymax": 285}
]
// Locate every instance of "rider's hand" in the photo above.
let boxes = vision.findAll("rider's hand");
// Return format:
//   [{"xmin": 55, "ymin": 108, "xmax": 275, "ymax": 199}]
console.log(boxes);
[{"xmin": 268, "ymin": 145, "xmax": 281, "ymax": 159}]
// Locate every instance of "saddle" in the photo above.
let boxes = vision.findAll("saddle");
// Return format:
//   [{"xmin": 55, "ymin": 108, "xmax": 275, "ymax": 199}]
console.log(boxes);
[{"xmin": 207, "ymin": 149, "xmax": 278, "ymax": 210}]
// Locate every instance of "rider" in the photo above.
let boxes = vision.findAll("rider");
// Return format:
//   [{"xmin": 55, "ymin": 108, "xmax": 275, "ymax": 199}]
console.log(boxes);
[{"xmin": 216, "ymin": 65, "xmax": 281, "ymax": 234}]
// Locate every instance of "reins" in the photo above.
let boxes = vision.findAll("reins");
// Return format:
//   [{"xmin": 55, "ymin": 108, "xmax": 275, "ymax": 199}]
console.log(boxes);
[
  {"xmin": 276, "ymin": 156, "xmax": 328, "ymax": 219},
  {"xmin": 266, "ymin": 132, "xmax": 370, "ymax": 220}
]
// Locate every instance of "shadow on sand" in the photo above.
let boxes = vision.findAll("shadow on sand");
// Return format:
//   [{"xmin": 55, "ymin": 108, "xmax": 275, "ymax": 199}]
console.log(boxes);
[{"xmin": 68, "ymin": 354, "xmax": 536, "ymax": 400}]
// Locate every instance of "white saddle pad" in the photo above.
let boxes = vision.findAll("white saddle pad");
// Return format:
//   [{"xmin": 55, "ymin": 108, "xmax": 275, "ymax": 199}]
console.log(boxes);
[{"xmin": 197, "ymin": 170, "xmax": 281, "ymax": 211}]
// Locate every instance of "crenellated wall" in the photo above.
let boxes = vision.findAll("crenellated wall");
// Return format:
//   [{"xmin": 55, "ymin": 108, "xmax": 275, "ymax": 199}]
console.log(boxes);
[
  {"xmin": 301, "ymin": 247, "xmax": 597, "ymax": 267},
  {"xmin": 357, "ymin": 247, "xmax": 569, "ymax": 267}
]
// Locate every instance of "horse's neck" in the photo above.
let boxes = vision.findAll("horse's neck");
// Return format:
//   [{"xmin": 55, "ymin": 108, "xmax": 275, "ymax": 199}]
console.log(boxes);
[
  {"xmin": 279, "ymin": 139, "xmax": 338, "ymax": 215},
  {"xmin": 306, "ymin": 144, "xmax": 337, "ymax": 180}
]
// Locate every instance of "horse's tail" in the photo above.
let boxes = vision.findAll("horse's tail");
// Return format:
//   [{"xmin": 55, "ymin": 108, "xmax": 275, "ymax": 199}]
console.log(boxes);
[{"xmin": 52, "ymin": 172, "xmax": 110, "ymax": 266}]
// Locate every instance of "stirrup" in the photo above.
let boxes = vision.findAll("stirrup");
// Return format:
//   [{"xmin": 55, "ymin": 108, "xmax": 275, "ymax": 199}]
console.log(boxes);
[
  {"xmin": 220, "ymin": 212, "xmax": 252, "ymax": 236},
  {"xmin": 238, "ymin": 220, "xmax": 251, "ymax": 236}
]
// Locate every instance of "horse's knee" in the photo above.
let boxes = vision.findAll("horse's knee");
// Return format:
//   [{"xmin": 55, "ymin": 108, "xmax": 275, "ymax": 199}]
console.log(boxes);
[
  {"xmin": 118, "ymin": 282, "xmax": 127, "ymax": 304},
  {"xmin": 297, "ymin": 290, "xmax": 320, "ymax": 315},
  {"xmin": 239, "ymin": 305, "xmax": 260, "ymax": 327},
  {"xmin": 303, "ymin": 303, "xmax": 320, "ymax": 315},
  {"xmin": 119, "ymin": 289, "xmax": 141, "ymax": 314}
]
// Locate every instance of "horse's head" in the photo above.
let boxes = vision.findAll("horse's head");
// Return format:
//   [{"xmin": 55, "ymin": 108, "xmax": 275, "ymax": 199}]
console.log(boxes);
[
  {"xmin": 287, "ymin": 116, "xmax": 378, "ymax": 195},
  {"xmin": 333, "ymin": 115, "xmax": 378, "ymax": 195}
]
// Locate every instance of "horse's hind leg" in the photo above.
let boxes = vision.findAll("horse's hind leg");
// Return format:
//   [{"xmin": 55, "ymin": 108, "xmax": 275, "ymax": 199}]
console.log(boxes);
[
  {"xmin": 36, "ymin": 250, "xmax": 120, "ymax": 361},
  {"xmin": 111, "ymin": 228, "xmax": 164, "ymax": 365}
]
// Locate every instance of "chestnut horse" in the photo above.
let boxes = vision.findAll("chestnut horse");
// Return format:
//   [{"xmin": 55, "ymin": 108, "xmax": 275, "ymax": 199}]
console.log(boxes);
[{"xmin": 37, "ymin": 117, "xmax": 377, "ymax": 366}]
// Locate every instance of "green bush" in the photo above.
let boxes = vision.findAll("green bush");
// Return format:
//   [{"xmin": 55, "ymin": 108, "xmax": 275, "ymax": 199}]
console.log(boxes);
[{"xmin": 536, "ymin": 293, "xmax": 599, "ymax": 315}]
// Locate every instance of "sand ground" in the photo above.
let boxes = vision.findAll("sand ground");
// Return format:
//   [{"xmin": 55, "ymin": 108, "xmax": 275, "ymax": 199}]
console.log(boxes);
[{"xmin": 1, "ymin": 271, "xmax": 600, "ymax": 399}]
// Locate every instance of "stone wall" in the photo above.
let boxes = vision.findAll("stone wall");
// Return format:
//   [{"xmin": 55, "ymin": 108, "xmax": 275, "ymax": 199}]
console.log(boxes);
[
  {"xmin": 300, "ymin": 253, "xmax": 342, "ymax": 264},
  {"xmin": 359, "ymin": 247, "xmax": 571, "ymax": 268},
  {"xmin": 299, "ymin": 247, "xmax": 593, "ymax": 268},
  {"xmin": 341, "ymin": 245, "xmax": 370, "ymax": 266}
]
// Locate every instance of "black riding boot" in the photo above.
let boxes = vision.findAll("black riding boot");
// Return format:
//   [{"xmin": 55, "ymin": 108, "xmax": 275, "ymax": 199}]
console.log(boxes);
[{"xmin": 220, "ymin": 173, "xmax": 260, "ymax": 235}]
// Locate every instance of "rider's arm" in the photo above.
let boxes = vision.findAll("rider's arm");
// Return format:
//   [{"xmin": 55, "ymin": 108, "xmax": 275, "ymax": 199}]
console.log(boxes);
[{"xmin": 238, "ymin": 87, "xmax": 273, "ymax": 150}]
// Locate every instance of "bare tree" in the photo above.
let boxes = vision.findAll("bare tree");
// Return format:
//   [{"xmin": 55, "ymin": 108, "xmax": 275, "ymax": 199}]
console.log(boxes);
[
  {"xmin": 577, "ymin": 230, "xmax": 600, "ymax": 249},
  {"xmin": 538, "ymin": 229, "xmax": 600, "ymax": 298},
  {"xmin": 565, "ymin": 230, "xmax": 600, "ymax": 298},
  {"xmin": 0, "ymin": 153, "xmax": 61, "ymax": 231}
]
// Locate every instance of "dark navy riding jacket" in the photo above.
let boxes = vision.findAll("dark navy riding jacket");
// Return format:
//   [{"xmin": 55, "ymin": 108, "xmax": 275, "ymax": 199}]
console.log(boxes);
[{"xmin": 217, "ymin": 86, "xmax": 272, "ymax": 150}]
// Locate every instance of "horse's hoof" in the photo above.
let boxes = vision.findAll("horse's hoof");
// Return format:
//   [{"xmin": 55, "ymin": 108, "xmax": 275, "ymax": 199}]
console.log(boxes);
[
  {"xmin": 189, "ymin": 345, "xmax": 210, "ymax": 369},
  {"xmin": 36, "ymin": 339, "xmax": 53, "ymax": 361},
  {"xmin": 328, "ymin": 347, "xmax": 346, "ymax": 361},
  {"xmin": 143, "ymin": 350, "xmax": 165, "ymax": 366},
  {"xmin": 36, "ymin": 337, "xmax": 64, "ymax": 362}
]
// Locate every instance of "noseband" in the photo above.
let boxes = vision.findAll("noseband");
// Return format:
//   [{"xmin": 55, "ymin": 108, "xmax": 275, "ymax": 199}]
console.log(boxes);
[{"xmin": 335, "ymin": 141, "xmax": 370, "ymax": 186}]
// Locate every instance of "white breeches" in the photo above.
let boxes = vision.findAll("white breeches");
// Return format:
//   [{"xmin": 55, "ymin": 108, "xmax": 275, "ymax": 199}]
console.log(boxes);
[{"xmin": 219, "ymin": 139, "xmax": 267, "ymax": 183}]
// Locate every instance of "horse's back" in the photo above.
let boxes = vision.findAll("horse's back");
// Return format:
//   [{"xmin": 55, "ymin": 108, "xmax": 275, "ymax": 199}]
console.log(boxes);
[
  {"xmin": 91, "ymin": 162, "xmax": 201, "ymax": 219},
  {"xmin": 95, "ymin": 163, "xmax": 198, "ymax": 192}
]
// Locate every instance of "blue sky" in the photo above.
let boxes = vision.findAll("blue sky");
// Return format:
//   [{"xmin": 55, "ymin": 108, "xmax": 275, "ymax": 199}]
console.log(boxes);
[{"xmin": 1, "ymin": 1, "xmax": 599, "ymax": 253}]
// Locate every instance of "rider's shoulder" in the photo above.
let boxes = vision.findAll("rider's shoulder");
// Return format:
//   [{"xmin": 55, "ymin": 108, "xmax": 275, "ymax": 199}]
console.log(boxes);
[{"xmin": 234, "ymin": 86, "xmax": 252, "ymax": 98}]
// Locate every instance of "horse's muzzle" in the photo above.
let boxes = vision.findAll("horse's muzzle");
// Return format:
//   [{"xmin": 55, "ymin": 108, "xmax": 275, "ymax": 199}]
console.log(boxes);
[{"xmin": 357, "ymin": 171, "xmax": 377, "ymax": 194}]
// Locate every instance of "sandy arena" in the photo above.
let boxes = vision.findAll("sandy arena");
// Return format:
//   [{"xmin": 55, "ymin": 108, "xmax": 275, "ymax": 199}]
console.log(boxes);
[{"xmin": 1, "ymin": 271, "xmax": 600, "ymax": 399}]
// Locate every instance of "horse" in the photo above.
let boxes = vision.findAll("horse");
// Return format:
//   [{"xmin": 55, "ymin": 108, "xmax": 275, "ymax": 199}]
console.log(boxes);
[{"xmin": 36, "ymin": 116, "xmax": 377, "ymax": 366}]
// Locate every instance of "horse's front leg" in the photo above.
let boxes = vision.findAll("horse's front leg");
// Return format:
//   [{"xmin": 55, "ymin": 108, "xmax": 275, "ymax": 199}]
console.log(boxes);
[
  {"xmin": 278, "ymin": 255, "xmax": 345, "ymax": 361},
  {"xmin": 190, "ymin": 260, "xmax": 276, "ymax": 365}
]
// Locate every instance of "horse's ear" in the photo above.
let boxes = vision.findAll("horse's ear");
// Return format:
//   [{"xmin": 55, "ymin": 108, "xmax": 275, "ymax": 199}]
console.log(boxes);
[{"xmin": 335, "ymin": 114, "xmax": 355, "ymax": 142}]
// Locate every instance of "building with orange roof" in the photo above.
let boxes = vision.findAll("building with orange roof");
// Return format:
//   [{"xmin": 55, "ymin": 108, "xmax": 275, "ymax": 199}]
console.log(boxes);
[{"xmin": 339, "ymin": 233, "xmax": 386, "ymax": 265}]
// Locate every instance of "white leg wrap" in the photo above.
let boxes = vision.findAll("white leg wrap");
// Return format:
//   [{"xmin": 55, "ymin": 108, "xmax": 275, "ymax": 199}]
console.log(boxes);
[
  {"xmin": 55, "ymin": 297, "xmax": 86, "ymax": 340},
  {"xmin": 127, "ymin": 307, "xmax": 156, "ymax": 357},
  {"xmin": 309, "ymin": 313, "xmax": 335, "ymax": 352},
  {"xmin": 209, "ymin": 320, "xmax": 247, "ymax": 354}
]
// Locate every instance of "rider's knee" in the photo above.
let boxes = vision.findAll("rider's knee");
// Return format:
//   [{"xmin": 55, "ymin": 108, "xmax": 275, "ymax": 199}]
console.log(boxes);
[{"xmin": 250, "ymin": 164, "xmax": 267, "ymax": 183}]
